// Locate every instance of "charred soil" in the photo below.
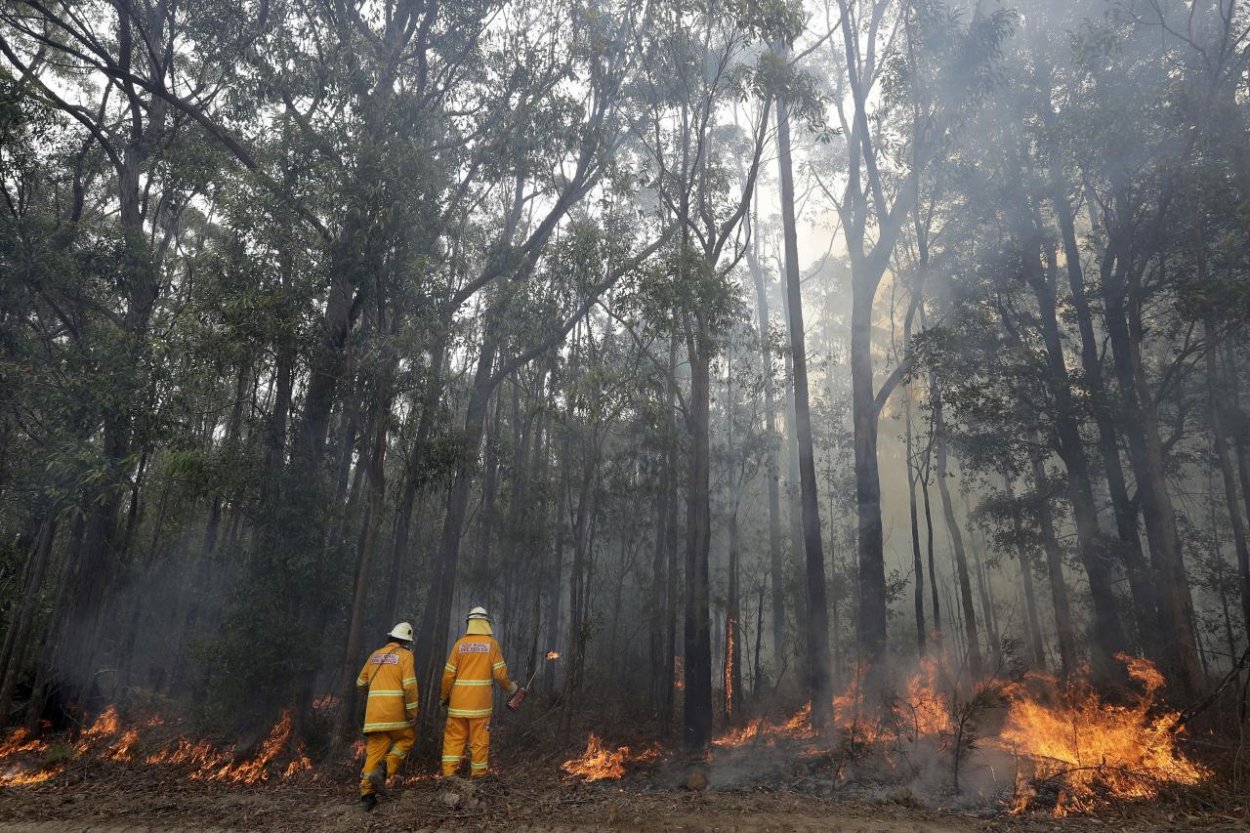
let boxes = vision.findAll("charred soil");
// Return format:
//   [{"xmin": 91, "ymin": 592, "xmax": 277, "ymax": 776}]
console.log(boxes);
[{"xmin": 0, "ymin": 751, "xmax": 1242, "ymax": 833}]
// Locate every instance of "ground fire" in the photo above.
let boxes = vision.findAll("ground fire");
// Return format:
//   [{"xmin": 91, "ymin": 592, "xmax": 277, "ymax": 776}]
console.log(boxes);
[
  {"xmin": 558, "ymin": 655, "xmax": 1208, "ymax": 818},
  {"xmin": 560, "ymin": 732, "xmax": 665, "ymax": 781},
  {"xmin": 0, "ymin": 706, "xmax": 315, "ymax": 789},
  {"xmin": 997, "ymin": 655, "xmax": 1207, "ymax": 816}
]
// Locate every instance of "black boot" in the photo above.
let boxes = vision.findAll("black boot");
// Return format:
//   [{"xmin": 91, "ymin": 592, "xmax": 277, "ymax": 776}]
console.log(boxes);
[{"xmin": 360, "ymin": 794, "xmax": 379, "ymax": 812}]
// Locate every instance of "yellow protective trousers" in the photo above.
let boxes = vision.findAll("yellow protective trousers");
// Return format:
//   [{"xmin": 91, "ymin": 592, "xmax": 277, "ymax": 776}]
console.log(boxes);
[
  {"xmin": 441, "ymin": 716, "xmax": 490, "ymax": 777},
  {"xmin": 360, "ymin": 727, "xmax": 415, "ymax": 796}
]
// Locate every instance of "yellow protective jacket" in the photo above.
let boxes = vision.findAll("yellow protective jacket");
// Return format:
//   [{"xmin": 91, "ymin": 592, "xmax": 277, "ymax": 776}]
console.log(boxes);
[
  {"xmin": 356, "ymin": 641, "xmax": 418, "ymax": 732},
  {"xmin": 440, "ymin": 633, "xmax": 511, "ymax": 719}
]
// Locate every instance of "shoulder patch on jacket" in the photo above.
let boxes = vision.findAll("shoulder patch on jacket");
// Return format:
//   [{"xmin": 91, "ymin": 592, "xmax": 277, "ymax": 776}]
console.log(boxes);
[{"xmin": 458, "ymin": 641, "xmax": 490, "ymax": 654}]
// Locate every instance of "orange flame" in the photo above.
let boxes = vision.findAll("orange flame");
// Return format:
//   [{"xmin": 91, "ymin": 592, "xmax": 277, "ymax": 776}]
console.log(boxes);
[
  {"xmin": 0, "ymin": 705, "xmax": 316, "ymax": 788},
  {"xmin": 560, "ymin": 733, "xmax": 662, "ymax": 781},
  {"xmin": 546, "ymin": 651, "xmax": 561, "ymax": 661},
  {"xmin": 997, "ymin": 654, "xmax": 1206, "ymax": 816},
  {"xmin": 144, "ymin": 709, "xmax": 311, "ymax": 785}
]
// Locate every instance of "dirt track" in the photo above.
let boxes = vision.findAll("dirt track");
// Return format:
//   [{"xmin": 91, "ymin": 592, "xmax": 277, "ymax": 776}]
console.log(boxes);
[{"xmin": 0, "ymin": 773, "xmax": 1244, "ymax": 833}]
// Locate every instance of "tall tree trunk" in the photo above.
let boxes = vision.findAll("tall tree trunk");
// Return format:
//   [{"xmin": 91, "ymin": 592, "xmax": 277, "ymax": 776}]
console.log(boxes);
[
  {"xmin": 748, "ymin": 224, "xmax": 787, "ymax": 680},
  {"xmin": 1048, "ymin": 159, "xmax": 1156, "ymax": 653},
  {"xmin": 1204, "ymin": 326, "xmax": 1250, "ymax": 636},
  {"xmin": 970, "ymin": 529, "xmax": 1000, "ymax": 669},
  {"xmin": 651, "ymin": 338, "xmax": 678, "ymax": 710},
  {"xmin": 920, "ymin": 434, "xmax": 941, "ymax": 634},
  {"xmin": 1102, "ymin": 242, "xmax": 1203, "ymax": 694},
  {"xmin": 1005, "ymin": 476, "xmax": 1047, "ymax": 669},
  {"xmin": 385, "ymin": 338, "xmax": 447, "ymax": 621},
  {"xmin": 777, "ymin": 90, "xmax": 833, "ymax": 730},
  {"xmin": 724, "ymin": 511, "xmax": 742, "ymax": 720},
  {"xmin": 204, "ymin": 363, "xmax": 249, "ymax": 555},
  {"xmin": 472, "ymin": 391, "xmax": 506, "ymax": 608},
  {"xmin": 906, "ymin": 386, "xmax": 927, "ymax": 655},
  {"xmin": 1030, "ymin": 444, "xmax": 1076, "ymax": 677},
  {"xmin": 334, "ymin": 361, "xmax": 395, "ymax": 740},
  {"xmin": 683, "ymin": 319, "xmax": 713, "ymax": 750},
  {"xmin": 1024, "ymin": 231, "xmax": 1129, "ymax": 677},
  {"xmin": 932, "ymin": 380, "xmax": 982, "ymax": 678},
  {"xmin": 0, "ymin": 519, "xmax": 57, "ymax": 726},
  {"xmin": 414, "ymin": 330, "xmax": 499, "ymax": 718}
]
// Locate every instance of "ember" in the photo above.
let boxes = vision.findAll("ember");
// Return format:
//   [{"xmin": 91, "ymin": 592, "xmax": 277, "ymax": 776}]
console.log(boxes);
[{"xmin": 546, "ymin": 651, "xmax": 561, "ymax": 660}]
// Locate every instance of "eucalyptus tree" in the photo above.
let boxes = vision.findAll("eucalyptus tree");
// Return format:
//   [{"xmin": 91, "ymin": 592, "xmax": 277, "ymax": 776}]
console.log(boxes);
[
  {"xmin": 624, "ymin": 0, "xmax": 790, "ymax": 747},
  {"xmin": 813, "ymin": 0, "xmax": 1013, "ymax": 671}
]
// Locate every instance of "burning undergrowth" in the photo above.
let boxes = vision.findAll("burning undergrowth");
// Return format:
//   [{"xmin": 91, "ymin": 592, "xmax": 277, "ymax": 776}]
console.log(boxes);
[
  {"xmin": 0, "ymin": 705, "xmax": 315, "ymax": 787},
  {"xmin": 561, "ymin": 655, "xmax": 1209, "ymax": 817},
  {"xmin": 560, "ymin": 732, "xmax": 666, "ymax": 781},
  {"xmin": 999, "ymin": 654, "xmax": 1208, "ymax": 816}
]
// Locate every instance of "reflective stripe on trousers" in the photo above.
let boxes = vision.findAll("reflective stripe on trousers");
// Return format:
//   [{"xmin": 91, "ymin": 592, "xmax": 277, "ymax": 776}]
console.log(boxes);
[{"xmin": 441, "ymin": 716, "xmax": 490, "ymax": 778}]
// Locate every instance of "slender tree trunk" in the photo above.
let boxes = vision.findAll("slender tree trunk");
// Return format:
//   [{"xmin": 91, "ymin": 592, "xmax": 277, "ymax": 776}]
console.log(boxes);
[
  {"xmin": 970, "ymin": 531, "xmax": 1000, "ymax": 669},
  {"xmin": 651, "ymin": 338, "xmax": 678, "ymax": 710},
  {"xmin": 385, "ymin": 338, "xmax": 446, "ymax": 621},
  {"xmin": 683, "ymin": 320, "xmax": 713, "ymax": 750},
  {"xmin": 748, "ymin": 226, "xmax": 787, "ymax": 679},
  {"xmin": 1103, "ymin": 245, "xmax": 1203, "ymax": 694},
  {"xmin": 1024, "ymin": 233, "xmax": 1129, "ymax": 677},
  {"xmin": 724, "ymin": 511, "xmax": 742, "ymax": 720},
  {"xmin": 0, "ymin": 519, "xmax": 57, "ymax": 726},
  {"xmin": 906, "ymin": 388, "xmax": 927, "ymax": 655},
  {"xmin": 1005, "ymin": 476, "xmax": 1047, "ymax": 669},
  {"xmin": 777, "ymin": 90, "xmax": 833, "ymax": 730},
  {"xmin": 921, "ymin": 440, "xmax": 941, "ymax": 635},
  {"xmin": 1205, "ymin": 325, "xmax": 1250, "ymax": 637},
  {"xmin": 932, "ymin": 379, "xmax": 982, "ymax": 678},
  {"xmin": 1030, "ymin": 445, "xmax": 1076, "ymax": 678},
  {"xmin": 1048, "ymin": 160, "xmax": 1156, "ymax": 652},
  {"xmin": 414, "ymin": 330, "xmax": 499, "ymax": 718},
  {"xmin": 335, "ymin": 361, "xmax": 395, "ymax": 740}
]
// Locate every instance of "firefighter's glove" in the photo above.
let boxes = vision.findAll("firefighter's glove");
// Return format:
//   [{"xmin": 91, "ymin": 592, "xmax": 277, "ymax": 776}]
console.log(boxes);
[{"xmin": 507, "ymin": 682, "xmax": 519, "ymax": 696}]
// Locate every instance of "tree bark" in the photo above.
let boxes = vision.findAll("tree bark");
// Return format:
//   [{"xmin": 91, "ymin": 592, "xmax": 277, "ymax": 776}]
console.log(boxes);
[
  {"xmin": 1005, "ymin": 476, "xmax": 1047, "ymax": 669},
  {"xmin": 1030, "ymin": 445, "xmax": 1076, "ymax": 678},
  {"xmin": 1025, "ymin": 230, "xmax": 1129, "ymax": 677},
  {"xmin": 777, "ymin": 90, "xmax": 833, "ymax": 729},
  {"xmin": 932, "ymin": 379, "xmax": 982, "ymax": 678},
  {"xmin": 683, "ymin": 319, "xmax": 713, "ymax": 750},
  {"xmin": 748, "ymin": 222, "xmax": 787, "ymax": 680},
  {"xmin": 1102, "ymin": 239, "xmax": 1203, "ymax": 695}
]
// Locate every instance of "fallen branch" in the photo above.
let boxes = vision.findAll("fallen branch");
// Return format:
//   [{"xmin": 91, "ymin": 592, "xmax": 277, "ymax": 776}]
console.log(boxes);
[{"xmin": 1175, "ymin": 645, "xmax": 1250, "ymax": 729}]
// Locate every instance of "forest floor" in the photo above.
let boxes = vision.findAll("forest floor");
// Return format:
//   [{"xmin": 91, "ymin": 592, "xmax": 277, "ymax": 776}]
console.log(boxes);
[{"xmin": 0, "ymin": 761, "xmax": 1244, "ymax": 833}]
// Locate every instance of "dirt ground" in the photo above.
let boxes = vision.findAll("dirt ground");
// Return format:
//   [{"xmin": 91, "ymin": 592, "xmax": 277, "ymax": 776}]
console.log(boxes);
[{"xmin": 0, "ymin": 766, "xmax": 1245, "ymax": 833}]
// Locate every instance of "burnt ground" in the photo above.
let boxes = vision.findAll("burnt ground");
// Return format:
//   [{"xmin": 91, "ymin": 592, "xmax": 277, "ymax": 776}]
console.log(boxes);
[{"xmin": 0, "ymin": 759, "xmax": 1244, "ymax": 833}]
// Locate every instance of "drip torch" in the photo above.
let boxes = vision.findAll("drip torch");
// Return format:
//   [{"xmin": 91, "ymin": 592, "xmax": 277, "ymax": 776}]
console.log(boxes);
[{"xmin": 507, "ymin": 651, "xmax": 559, "ymax": 712}]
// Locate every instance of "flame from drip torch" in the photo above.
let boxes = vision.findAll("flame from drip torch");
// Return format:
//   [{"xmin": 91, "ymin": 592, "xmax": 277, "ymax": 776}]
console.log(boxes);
[{"xmin": 545, "ymin": 651, "xmax": 560, "ymax": 661}]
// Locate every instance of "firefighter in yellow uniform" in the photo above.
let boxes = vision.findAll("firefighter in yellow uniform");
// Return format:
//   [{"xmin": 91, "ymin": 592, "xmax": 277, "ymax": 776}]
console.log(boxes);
[
  {"xmin": 356, "ymin": 622, "xmax": 419, "ymax": 811},
  {"xmin": 440, "ymin": 607, "xmax": 516, "ymax": 778}
]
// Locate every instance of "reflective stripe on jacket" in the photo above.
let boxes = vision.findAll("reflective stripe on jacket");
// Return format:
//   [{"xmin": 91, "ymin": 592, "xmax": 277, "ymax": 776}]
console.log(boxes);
[
  {"xmin": 357, "ymin": 642, "xmax": 419, "ymax": 732},
  {"xmin": 440, "ymin": 635, "xmax": 511, "ymax": 718}
]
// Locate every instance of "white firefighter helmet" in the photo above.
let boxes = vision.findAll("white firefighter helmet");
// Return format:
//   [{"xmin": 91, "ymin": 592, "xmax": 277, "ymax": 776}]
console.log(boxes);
[
  {"xmin": 466, "ymin": 606, "xmax": 492, "ymax": 623},
  {"xmin": 389, "ymin": 621, "xmax": 414, "ymax": 642}
]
